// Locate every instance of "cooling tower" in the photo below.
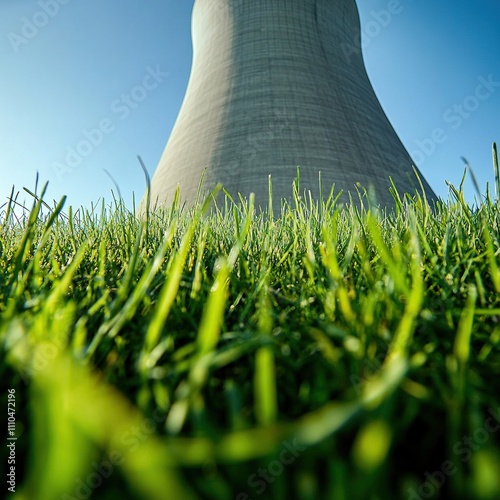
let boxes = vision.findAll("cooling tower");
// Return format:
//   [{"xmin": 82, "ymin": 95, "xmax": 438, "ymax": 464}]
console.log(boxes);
[{"xmin": 147, "ymin": 0, "xmax": 436, "ymax": 208}]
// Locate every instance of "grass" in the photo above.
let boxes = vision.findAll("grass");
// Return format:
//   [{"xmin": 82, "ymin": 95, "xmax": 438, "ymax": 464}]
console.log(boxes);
[{"xmin": 1, "ymin": 147, "xmax": 500, "ymax": 500}]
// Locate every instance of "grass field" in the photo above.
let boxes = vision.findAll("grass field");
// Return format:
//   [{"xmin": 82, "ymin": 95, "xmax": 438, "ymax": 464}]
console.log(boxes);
[{"xmin": 1, "ymin": 148, "xmax": 500, "ymax": 500}]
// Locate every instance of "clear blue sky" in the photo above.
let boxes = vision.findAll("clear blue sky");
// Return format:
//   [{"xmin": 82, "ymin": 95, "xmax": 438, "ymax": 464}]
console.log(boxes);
[{"xmin": 1, "ymin": 0, "xmax": 499, "ymax": 211}]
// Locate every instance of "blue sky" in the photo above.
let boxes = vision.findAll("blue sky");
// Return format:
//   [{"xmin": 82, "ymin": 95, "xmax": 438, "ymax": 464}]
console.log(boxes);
[{"xmin": 1, "ymin": 0, "xmax": 499, "ymax": 212}]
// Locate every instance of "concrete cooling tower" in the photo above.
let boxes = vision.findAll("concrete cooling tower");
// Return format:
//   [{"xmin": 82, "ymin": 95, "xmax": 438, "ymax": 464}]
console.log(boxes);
[{"xmin": 147, "ymin": 0, "xmax": 436, "ymax": 208}]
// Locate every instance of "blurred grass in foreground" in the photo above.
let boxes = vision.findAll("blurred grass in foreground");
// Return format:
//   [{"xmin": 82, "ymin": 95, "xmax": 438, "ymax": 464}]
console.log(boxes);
[{"xmin": 1, "ymin": 146, "xmax": 500, "ymax": 499}]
